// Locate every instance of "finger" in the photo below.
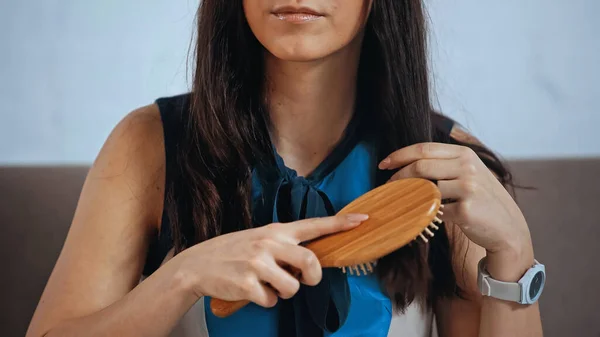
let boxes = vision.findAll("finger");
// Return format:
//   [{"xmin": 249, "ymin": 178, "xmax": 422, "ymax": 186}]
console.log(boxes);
[
  {"xmin": 243, "ymin": 279, "xmax": 279, "ymax": 308},
  {"xmin": 379, "ymin": 143, "xmax": 467, "ymax": 170},
  {"xmin": 289, "ymin": 214, "xmax": 368, "ymax": 243},
  {"xmin": 388, "ymin": 158, "xmax": 463, "ymax": 182},
  {"xmin": 254, "ymin": 258, "xmax": 301, "ymax": 300},
  {"xmin": 271, "ymin": 243, "xmax": 323, "ymax": 286},
  {"xmin": 437, "ymin": 179, "xmax": 478, "ymax": 201}
]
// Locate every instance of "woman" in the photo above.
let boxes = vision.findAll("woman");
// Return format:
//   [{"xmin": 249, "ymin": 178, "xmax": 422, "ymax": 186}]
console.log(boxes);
[{"xmin": 27, "ymin": 1, "xmax": 543, "ymax": 336}]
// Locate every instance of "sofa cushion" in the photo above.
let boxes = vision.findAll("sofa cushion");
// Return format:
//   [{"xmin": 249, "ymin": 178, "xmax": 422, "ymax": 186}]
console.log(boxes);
[{"xmin": 1, "ymin": 160, "xmax": 598, "ymax": 337}]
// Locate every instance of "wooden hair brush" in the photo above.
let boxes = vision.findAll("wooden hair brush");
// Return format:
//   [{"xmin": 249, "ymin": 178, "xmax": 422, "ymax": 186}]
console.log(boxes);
[{"xmin": 210, "ymin": 177, "xmax": 443, "ymax": 318}]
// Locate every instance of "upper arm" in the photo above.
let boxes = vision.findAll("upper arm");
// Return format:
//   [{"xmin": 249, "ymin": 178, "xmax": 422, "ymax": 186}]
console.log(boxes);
[{"xmin": 27, "ymin": 105, "xmax": 166, "ymax": 336}]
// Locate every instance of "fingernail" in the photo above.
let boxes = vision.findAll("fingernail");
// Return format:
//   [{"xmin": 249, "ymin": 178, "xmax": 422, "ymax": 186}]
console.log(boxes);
[
  {"xmin": 345, "ymin": 213, "xmax": 369, "ymax": 223},
  {"xmin": 379, "ymin": 158, "xmax": 391, "ymax": 169}
]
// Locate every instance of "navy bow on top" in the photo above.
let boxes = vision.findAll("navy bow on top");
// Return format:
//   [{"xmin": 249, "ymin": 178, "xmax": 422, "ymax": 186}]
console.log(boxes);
[
  {"xmin": 270, "ymin": 163, "xmax": 351, "ymax": 337},
  {"xmin": 251, "ymin": 118, "xmax": 367, "ymax": 337}
]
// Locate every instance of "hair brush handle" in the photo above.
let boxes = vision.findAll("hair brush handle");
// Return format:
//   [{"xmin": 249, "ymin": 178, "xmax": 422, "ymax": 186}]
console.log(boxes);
[
  {"xmin": 210, "ymin": 298, "xmax": 250, "ymax": 318},
  {"xmin": 209, "ymin": 178, "xmax": 442, "ymax": 318}
]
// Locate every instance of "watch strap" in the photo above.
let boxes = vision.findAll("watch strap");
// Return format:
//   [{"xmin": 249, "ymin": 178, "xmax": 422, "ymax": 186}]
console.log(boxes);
[{"xmin": 478, "ymin": 258, "xmax": 522, "ymax": 303}]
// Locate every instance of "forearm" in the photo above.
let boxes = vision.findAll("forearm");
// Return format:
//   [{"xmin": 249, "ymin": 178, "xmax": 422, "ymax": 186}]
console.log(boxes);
[
  {"xmin": 479, "ymin": 297, "xmax": 542, "ymax": 337},
  {"xmin": 479, "ymin": 251, "xmax": 543, "ymax": 337},
  {"xmin": 38, "ymin": 261, "xmax": 198, "ymax": 337}
]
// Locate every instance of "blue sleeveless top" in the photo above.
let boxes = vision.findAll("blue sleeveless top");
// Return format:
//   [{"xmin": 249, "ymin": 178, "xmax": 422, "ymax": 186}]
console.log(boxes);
[
  {"xmin": 204, "ymin": 109, "xmax": 393, "ymax": 337},
  {"xmin": 144, "ymin": 94, "xmax": 401, "ymax": 337}
]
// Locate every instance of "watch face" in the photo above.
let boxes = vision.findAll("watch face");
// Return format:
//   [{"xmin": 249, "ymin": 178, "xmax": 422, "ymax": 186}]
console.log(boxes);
[{"xmin": 529, "ymin": 271, "xmax": 545, "ymax": 299}]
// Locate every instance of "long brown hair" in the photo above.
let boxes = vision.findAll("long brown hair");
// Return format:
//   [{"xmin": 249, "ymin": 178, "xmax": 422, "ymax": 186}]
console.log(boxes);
[{"xmin": 165, "ymin": 0, "xmax": 514, "ymax": 312}]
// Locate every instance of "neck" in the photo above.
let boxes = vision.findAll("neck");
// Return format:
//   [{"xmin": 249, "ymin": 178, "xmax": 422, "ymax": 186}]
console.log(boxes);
[{"xmin": 266, "ymin": 39, "xmax": 362, "ymax": 176}]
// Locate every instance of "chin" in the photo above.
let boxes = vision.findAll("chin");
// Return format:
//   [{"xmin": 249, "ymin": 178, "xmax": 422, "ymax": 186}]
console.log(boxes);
[
  {"xmin": 264, "ymin": 36, "xmax": 341, "ymax": 62},
  {"xmin": 270, "ymin": 48, "xmax": 331, "ymax": 62}
]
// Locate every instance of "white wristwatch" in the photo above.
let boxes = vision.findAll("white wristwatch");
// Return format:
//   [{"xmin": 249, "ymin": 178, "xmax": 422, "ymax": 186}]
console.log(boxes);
[{"xmin": 477, "ymin": 257, "xmax": 546, "ymax": 305}]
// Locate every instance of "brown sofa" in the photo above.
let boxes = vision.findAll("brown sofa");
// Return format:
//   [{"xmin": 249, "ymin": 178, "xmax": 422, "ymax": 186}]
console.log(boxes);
[{"xmin": 1, "ymin": 160, "xmax": 599, "ymax": 337}]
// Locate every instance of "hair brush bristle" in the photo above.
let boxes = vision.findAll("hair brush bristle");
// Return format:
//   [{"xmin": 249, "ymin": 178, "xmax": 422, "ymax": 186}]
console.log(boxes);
[{"xmin": 342, "ymin": 204, "xmax": 444, "ymax": 275}]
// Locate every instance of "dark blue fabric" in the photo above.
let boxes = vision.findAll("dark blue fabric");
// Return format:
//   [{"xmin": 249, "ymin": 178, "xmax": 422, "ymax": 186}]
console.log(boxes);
[
  {"xmin": 261, "ymin": 114, "xmax": 363, "ymax": 337},
  {"xmin": 204, "ymin": 112, "xmax": 394, "ymax": 336},
  {"xmin": 268, "ymin": 154, "xmax": 351, "ymax": 337}
]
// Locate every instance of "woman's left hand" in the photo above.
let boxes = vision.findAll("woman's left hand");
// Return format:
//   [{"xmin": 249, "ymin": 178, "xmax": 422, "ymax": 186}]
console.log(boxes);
[{"xmin": 379, "ymin": 142, "xmax": 535, "ymax": 280}]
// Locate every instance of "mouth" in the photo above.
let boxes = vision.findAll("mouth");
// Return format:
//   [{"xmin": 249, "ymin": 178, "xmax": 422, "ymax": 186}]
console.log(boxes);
[{"xmin": 271, "ymin": 6, "xmax": 325, "ymax": 23}]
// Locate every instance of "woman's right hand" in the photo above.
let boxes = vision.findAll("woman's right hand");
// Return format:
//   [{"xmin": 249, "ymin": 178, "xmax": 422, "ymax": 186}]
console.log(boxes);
[{"xmin": 171, "ymin": 214, "xmax": 369, "ymax": 308}]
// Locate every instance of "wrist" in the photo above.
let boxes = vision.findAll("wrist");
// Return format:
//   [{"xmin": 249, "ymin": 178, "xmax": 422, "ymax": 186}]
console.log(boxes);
[
  {"xmin": 166, "ymin": 252, "xmax": 204, "ymax": 301},
  {"xmin": 486, "ymin": 240, "xmax": 535, "ymax": 282}
]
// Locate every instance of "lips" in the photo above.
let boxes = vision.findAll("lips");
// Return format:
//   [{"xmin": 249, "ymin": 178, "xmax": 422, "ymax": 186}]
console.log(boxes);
[{"xmin": 271, "ymin": 6, "xmax": 325, "ymax": 23}]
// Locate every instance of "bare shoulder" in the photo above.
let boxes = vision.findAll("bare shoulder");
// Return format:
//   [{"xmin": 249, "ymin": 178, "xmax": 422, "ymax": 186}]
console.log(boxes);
[
  {"xmin": 87, "ymin": 103, "xmax": 166, "ymax": 228},
  {"xmin": 26, "ymin": 104, "xmax": 167, "ymax": 336},
  {"xmin": 93, "ymin": 103, "xmax": 164, "ymax": 177}
]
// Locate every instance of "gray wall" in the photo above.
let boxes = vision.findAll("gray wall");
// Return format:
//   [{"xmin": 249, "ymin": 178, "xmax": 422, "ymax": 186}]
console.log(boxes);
[
  {"xmin": 428, "ymin": 0, "xmax": 599, "ymax": 159},
  {"xmin": 1, "ymin": 0, "xmax": 598, "ymax": 165},
  {"xmin": 0, "ymin": 0, "xmax": 195, "ymax": 164}
]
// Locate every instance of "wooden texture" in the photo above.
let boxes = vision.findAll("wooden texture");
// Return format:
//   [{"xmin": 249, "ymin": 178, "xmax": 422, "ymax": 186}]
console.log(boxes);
[
  {"xmin": 306, "ymin": 178, "xmax": 441, "ymax": 267},
  {"xmin": 210, "ymin": 178, "xmax": 442, "ymax": 318}
]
